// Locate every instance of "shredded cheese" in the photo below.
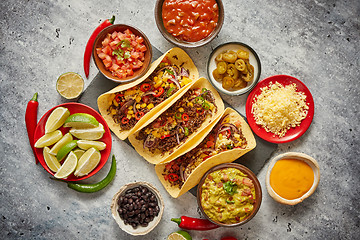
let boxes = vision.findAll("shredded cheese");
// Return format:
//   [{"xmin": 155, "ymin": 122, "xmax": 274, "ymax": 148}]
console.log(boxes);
[{"xmin": 251, "ymin": 81, "xmax": 309, "ymax": 137}]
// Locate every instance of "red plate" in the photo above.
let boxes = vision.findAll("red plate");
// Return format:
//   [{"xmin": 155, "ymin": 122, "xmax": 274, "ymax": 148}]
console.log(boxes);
[
  {"xmin": 34, "ymin": 102, "xmax": 112, "ymax": 181},
  {"xmin": 246, "ymin": 75, "xmax": 314, "ymax": 143}
]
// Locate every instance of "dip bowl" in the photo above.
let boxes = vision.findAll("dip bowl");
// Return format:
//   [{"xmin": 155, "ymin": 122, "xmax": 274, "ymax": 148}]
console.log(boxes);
[
  {"xmin": 266, "ymin": 152, "xmax": 320, "ymax": 205},
  {"xmin": 197, "ymin": 163, "xmax": 262, "ymax": 227},
  {"xmin": 111, "ymin": 182, "xmax": 164, "ymax": 235},
  {"xmin": 93, "ymin": 24, "xmax": 152, "ymax": 84},
  {"xmin": 154, "ymin": 0, "xmax": 224, "ymax": 48}
]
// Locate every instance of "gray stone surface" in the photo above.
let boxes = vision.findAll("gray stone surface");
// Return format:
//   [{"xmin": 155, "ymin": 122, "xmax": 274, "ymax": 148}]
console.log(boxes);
[{"xmin": 1, "ymin": 0, "xmax": 359, "ymax": 239}]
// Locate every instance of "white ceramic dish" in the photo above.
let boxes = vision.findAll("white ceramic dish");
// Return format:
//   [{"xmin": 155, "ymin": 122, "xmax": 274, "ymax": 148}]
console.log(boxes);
[
  {"xmin": 265, "ymin": 152, "xmax": 320, "ymax": 205},
  {"xmin": 207, "ymin": 42, "xmax": 261, "ymax": 96},
  {"xmin": 110, "ymin": 181, "xmax": 164, "ymax": 236}
]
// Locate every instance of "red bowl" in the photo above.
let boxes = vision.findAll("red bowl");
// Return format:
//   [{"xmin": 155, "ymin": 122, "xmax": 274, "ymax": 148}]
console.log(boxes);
[
  {"xmin": 246, "ymin": 75, "xmax": 314, "ymax": 143},
  {"xmin": 34, "ymin": 102, "xmax": 112, "ymax": 181}
]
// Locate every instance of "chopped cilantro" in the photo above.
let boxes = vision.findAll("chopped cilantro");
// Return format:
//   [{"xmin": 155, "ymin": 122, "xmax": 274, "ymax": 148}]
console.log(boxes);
[
  {"xmin": 226, "ymin": 200, "xmax": 235, "ymax": 204},
  {"xmin": 223, "ymin": 181, "xmax": 238, "ymax": 195}
]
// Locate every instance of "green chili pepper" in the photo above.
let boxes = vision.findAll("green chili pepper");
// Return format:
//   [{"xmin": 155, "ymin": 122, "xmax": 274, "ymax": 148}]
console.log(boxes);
[
  {"xmin": 167, "ymin": 87, "xmax": 175, "ymax": 97},
  {"xmin": 202, "ymin": 88, "xmax": 208, "ymax": 92},
  {"xmin": 202, "ymin": 101, "xmax": 210, "ymax": 110},
  {"xmin": 226, "ymin": 200, "xmax": 235, "ymax": 204},
  {"xmin": 195, "ymin": 96, "xmax": 204, "ymax": 105},
  {"xmin": 184, "ymin": 127, "xmax": 189, "ymax": 136},
  {"xmin": 175, "ymin": 112, "xmax": 182, "ymax": 120},
  {"xmin": 52, "ymin": 155, "xmax": 116, "ymax": 193},
  {"xmin": 165, "ymin": 68, "xmax": 174, "ymax": 75}
]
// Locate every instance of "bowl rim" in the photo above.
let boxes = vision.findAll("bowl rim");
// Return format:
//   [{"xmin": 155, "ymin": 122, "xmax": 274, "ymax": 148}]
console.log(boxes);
[
  {"xmin": 265, "ymin": 152, "xmax": 320, "ymax": 205},
  {"xmin": 197, "ymin": 163, "xmax": 262, "ymax": 227},
  {"xmin": 154, "ymin": 0, "xmax": 224, "ymax": 48},
  {"xmin": 110, "ymin": 181, "xmax": 164, "ymax": 236},
  {"xmin": 207, "ymin": 41, "xmax": 262, "ymax": 96},
  {"xmin": 92, "ymin": 24, "xmax": 153, "ymax": 84}
]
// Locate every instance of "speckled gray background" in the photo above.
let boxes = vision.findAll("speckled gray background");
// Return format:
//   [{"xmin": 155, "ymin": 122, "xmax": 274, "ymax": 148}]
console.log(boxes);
[{"xmin": 1, "ymin": 0, "xmax": 359, "ymax": 239}]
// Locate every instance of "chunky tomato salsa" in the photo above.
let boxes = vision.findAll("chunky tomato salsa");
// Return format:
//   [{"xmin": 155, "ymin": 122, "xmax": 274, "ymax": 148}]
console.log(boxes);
[{"xmin": 162, "ymin": 0, "xmax": 219, "ymax": 42}]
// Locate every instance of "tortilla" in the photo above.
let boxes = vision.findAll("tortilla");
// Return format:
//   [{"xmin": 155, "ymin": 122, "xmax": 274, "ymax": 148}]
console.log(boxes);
[
  {"xmin": 128, "ymin": 77, "xmax": 225, "ymax": 164},
  {"xmin": 97, "ymin": 47, "xmax": 199, "ymax": 140},
  {"xmin": 154, "ymin": 107, "xmax": 256, "ymax": 198}
]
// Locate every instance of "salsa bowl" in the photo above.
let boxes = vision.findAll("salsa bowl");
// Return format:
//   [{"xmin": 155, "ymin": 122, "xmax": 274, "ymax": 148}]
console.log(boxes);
[
  {"xmin": 93, "ymin": 24, "xmax": 152, "ymax": 84},
  {"xmin": 197, "ymin": 163, "xmax": 262, "ymax": 227}
]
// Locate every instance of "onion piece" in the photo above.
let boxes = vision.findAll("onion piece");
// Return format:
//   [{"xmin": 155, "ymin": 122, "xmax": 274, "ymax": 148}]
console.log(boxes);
[
  {"xmin": 120, "ymin": 99, "xmax": 135, "ymax": 113},
  {"xmin": 144, "ymin": 135, "xmax": 155, "ymax": 149},
  {"xmin": 179, "ymin": 164, "xmax": 186, "ymax": 182},
  {"xmin": 176, "ymin": 132, "xmax": 180, "ymax": 145},
  {"xmin": 142, "ymin": 91, "xmax": 157, "ymax": 97},
  {"xmin": 133, "ymin": 101, "xmax": 137, "ymax": 114},
  {"xmin": 180, "ymin": 67, "xmax": 189, "ymax": 77},
  {"xmin": 168, "ymin": 76, "xmax": 181, "ymax": 89},
  {"xmin": 221, "ymin": 123, "xmax": 240, "ymax": 134}
]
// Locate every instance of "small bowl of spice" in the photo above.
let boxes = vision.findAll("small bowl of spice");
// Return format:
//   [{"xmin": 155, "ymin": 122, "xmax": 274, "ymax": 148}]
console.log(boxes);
[
  {"xmin": 266, "ymin": 152, "xmax": 320, "ymax": 205},
  {"xmin": 197, "ymin": 163, "xmax": 262, "ymax": 227},
  {"xmin": 155, "ymin": 0, "xmax": 224, "ymax": 48},
  {"xmin": 207, "ymin": 42, "xmax": 261, "ymax": 96},
  {"xmin": 111, "ymin": 182, "xmax": 164, "ymax": 235},
  {"xmin": 93, "ymin": 24, "xmax": 152, "ymax": 83}
]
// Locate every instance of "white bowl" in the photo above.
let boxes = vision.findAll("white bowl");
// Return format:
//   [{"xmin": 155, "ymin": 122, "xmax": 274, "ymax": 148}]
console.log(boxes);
[
  {"xmin": 110, "ymin": 182, "xmax": 164, "ymax": 235},
  {"xmin": 265, "ymin": 152, "xmax": 320, "ymax": 205},
  {"xmin": 207, "ymin": 42, "xmax": 261, "ymax": 96}
]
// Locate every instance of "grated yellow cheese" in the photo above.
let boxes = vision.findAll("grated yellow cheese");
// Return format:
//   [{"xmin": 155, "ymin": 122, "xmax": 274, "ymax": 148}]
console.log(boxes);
[{"xmin": 251, "ymin": 81, "xmax": 309, "ymax": 137}]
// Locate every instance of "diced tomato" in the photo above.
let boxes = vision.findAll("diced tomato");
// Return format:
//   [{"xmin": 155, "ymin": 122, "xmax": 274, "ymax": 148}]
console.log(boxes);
[
  {"xmin": 139, "ymin": 45, "xmax": 147, "ymax": 52},
  {"xmin": 131, "ymin": 51, "xmax": 140, "ymax": 59},
  {"xmin": 110, "ymin": 63, "xmax": 120, "ymax": 72},
  {"xmin": 110, "ymin": 40, "xmax": 120, "ymax": 48},
  {"xmin": 136, "ymin": 36, "xmax": 144, "ymax": 43},
  {"xmin": 132, "ymin": 60, "xmax": 143, "ymax": 69},
  {"xmin": 206, "ymin": 140, "xmax": 214, "ymax": 148},
  {"xmin": 102, "ymin": 45, "xmax": 112, "ymax": 55},
  {"xmin": 98, "ymin": 52, "xmax": 107, "ymax": 60},
  {"xmin": 96, "ymin": 48, "xmax": 102, "ymax": 55},
  {"xmin": 111, "ymin": 31, "xmax": 118, "ymax": 39},
  {"xmin": 102, "ymin": 37, "xmax": 110, "ymax": 46},
  {"xmin": 126, "ymin": 69, "xmax": 134, "ymax": 76}
]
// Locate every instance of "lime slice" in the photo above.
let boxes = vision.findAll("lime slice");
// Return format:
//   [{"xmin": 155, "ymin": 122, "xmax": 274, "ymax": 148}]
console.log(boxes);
[
  {"xmin": 167, "ymin": 231, "xmax": 192, "ymax": 240},
  {"xmin": 43, "ymin": 147, "xmax": 61, "ymax": 172},
  {"xmin": 57, "ymin": 140, "xmax": 78, "ymax": 161},
  {"xmin": 35, "ymin": 130, "xmax": 63, "ymax": 148},
  {"xmin": 45, "ymin": 107, "xmax": 70, "ymax": 134},
  {"xmin": 54, "ymin": 151, "xmax": 78, "ymax": 179},
  {"xmin": 64, "ymin": 113, "xmax": 99, "ymax": 128},
  {"xmin": 56, "ymin": 72, "xmax": 84, "ymax": 100},
  {"xmin": 73, "ymin": 148, "xmax": 85, "ymax": 159},
  {"xmin": 74, "ymin": 147, "xmax": 101, "ymax": 177},
  {"xmin": 77, "ymin": 140, "xmax": 106, "ymax": 151},
  {"xmin": 49, "ymin": 133, "xmax": 73, "ymax": 155},
  {"xmin": 69, "ymin": 123, "xmax": 105, "ymax": 140}
]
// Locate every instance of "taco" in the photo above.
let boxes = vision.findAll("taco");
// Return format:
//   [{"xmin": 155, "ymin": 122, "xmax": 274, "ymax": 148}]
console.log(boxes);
[
  {"xmin": 155, "ymin": 108, "xmax": 256, "ymax": 198},
  {"xmin": 97, "ymin": 47, "xmax": 199, "ymax": 140},
  {"xmin": 128, "ymin": 77, "xmax": 225, "ymax": 164}
]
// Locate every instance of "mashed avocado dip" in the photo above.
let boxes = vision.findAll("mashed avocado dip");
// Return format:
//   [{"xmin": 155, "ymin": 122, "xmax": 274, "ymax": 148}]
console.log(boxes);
[{"xmin": 201, "ymin": 167, "xmax": 256, "ymax": 224}]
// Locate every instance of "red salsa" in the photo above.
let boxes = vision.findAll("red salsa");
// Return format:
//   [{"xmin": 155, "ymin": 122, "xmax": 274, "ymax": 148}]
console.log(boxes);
[{"xmin": 162, "ymin": 0, "xmax": 219, "ymax": 42}]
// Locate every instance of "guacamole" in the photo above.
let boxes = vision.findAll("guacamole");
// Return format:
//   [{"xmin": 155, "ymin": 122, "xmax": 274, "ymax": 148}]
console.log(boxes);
[{"xmin": 201, "ymin": 167, "xmax": 256, "ymax": 224}]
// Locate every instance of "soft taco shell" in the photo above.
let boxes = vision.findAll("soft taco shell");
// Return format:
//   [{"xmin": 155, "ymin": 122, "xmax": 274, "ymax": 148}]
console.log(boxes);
[
  {"xmin": 128, "ymin": 77, "xmax": 225, "ymax": 164},
  {"xmin": 97, "ymin": 47, "xmax": 199, "ymax": 140},
  {"xmin": 155, "ymin": 107, "xmax": 256, "ymax": 198}
]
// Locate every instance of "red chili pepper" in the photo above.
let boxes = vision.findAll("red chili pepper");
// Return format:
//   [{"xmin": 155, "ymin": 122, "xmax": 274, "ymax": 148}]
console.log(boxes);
[
  {"xmin": 25, "ymin": 93, "xmax": 39, "ymax": 164},
  {"xmin": 140, "ymin": 83, "xmax": 151, "ymax": 92},
  {"xmin": 121, "ymin": 117, "xmax": 129, "ymax": 124},
  {"xmin": 196, "ymin": 108, "xmax": 205, "ymax": 115},
  {"xmin": 83, "ymin": 15, "xmax": 115, "ymax": 78},
  {"xmin": 167, "ymin": 173, "xmax": 179, "ymax": 182},
  {"xmin": 154, "ymin": 87, "xmax": 164, "ymax": 97},
  {"xmin": 135, "ymin": 111, "xmax": 144, "ymax": 120},
  {"xmin": 206, "ymin": 140, "xmax": 214, "ymax": 148},
  {"xmin": 221, "ymin": 237, "xmax": 238, "ymax": 240},
  {"xmin": 161, "ymin": 134, "xmax": 171, "ymax": 139},
  {"xmin": 181, "ymin": 113, "xmax": 189, "ymax": 122},
  {"xmin": 171, "ymin": 216, "xmax": 219, "ymax": 231},
  {"xmin": 114, "ymin": 93, "xmax": 123, "ymax": 103}
]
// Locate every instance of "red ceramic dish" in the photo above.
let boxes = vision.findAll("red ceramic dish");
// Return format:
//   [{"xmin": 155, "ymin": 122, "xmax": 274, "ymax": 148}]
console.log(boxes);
[
  {"xmin": 246, "ymin": 75, "xmax": 314, "ymax": 143},
  {"xmin": 34, "ymin": 102, "xmax": 112, "ymax": 181}
]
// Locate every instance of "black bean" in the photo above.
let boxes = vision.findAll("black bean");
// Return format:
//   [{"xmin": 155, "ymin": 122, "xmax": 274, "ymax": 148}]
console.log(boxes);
[
  {"xmin": 149, "ymin": 208, "xmax": 153, "ymax": 216},
  {"xmin": 141, "ymin": 213, "xmax": 145, "ymax": 220},
  {"xmin": 149, "ymin": 202, "xmax": 156, "ymax": 207},
  {"xmin": 128, "ymin": 198, "xmax": 133, "ymax": 204},
  {"xmin": 145, "ymin": 217, "xmax": 150, "ymax": 223},
  {"xmin": 129, "ymin": 205, "xmax": 133, "ymax": 211},
  {"xmin": 135, "ymin": 209, "xmax": 140, "ymax": 215},
  {"xmin": 132, "ymin": 195, "xmax": 138, "ymax": 200},
  {"xmin": 128, "ymin": 211, "xmax": 135, "ymax": 217},
  {"xmin": 141, "ymin": 222, "xmax": 148, "ymax": 227},
  {"xmin": 145, "ymin": 210, "xmax": 149, "ymax": 216},
  {"xmin": 150, "ymin": 195, "xmax": 156, "ymax": 202},
  {"xmin": 141, "ymin": 206, "xmax": 146, "ymax": 212}
]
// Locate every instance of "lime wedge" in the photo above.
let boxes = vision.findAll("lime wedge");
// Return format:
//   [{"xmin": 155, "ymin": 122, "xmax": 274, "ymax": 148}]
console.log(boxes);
[
  {"xmin": 57, "ymin": 140, "xmax": 78, "ymax": 161},
  {"xmin": 45, "ymin": 107, "xmax": 70, "ymax": 134},
  {"xmin": 74, "ymin": 147, "xmax": 101, "ymax": 177},
  {"xmin": 64, "ymin": 113, "xmax": 99, "ymax": 128},
  {"xmin": 43, "ymin": 147, "xmax": 61, "ymax": 172},
  {"xmin": 73, "ymin": 148, "xmax": 85, "ymax": 159},
  {"xmin": 77, "ymin": 140, "xmax": 106, "ymax": 151},
  {"xmin": 69, "ymin": 123, "xmax": 105, "ymax": 140},
  {"xmin": 49, "ymin": 133, "xmax": 73, "ymax": 155},
  {"xmin": 167, "ymin": 231, "xmax": 192, "ymax": 240},
  {"xmin": 35, "ymin": 130, "xmax": 63, "ymax": 148},
  {"xmin": 56, "ymin": 72, "xmax": 84, "ymax": 100},
  {"xmin": 54, "ymin": 151, "xmax": 78, "ymax": 179}
]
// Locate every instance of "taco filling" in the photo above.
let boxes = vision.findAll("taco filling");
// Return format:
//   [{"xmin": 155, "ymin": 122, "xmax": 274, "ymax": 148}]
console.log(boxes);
[
  {"xmin": 135, "ymin": 87, "xmax": 218, "ymax": 155},
  {"xmin": 161, "ymin": 113, "xmax": 248, "ymax": 189},
  {"xmin": 107, "ymin": 57, "xmax": 193, "ymax": 131}
]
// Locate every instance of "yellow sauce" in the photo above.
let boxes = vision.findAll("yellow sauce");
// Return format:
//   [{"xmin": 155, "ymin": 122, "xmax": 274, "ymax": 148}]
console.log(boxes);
[{"xmin": 270, "ymin": 159, "xmax": 314, "ymax": 200}]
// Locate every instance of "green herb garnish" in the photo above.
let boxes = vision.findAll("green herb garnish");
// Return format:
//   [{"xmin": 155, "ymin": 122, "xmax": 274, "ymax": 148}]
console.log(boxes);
[
  {"xmin": 226, "ymin": 200, "xmax": 235, "ymax": 204},
  {"xmin": 226, "ymin": 144, "xmax": 234, "ymax": 149},
  {"xmin": 223, "ymin": 181, "xmax": 238, "ymax": 195},
  {"xmin": 184, "ymin": 127, "xmax": 189, "ymax": 136},
  {"xmin": 117, "ymin": 39, "xmax": 131, "ymax": 48},
  {"xmin": 165, "ymin": 68, "xmax": 174, "ymax": 75},
  {"xmin": 124, "ymin": 51, "xmax": 131, "ymax": 59}
]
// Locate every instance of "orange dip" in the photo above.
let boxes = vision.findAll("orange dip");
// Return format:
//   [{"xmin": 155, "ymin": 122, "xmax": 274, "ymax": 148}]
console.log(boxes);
[
  {"xmin": 162, "ymin": 0, "xmax": 219, "ymax": 42},
  {"xmin": 270, "ymin": 159, "xmax": 314, "ymax": 200}
]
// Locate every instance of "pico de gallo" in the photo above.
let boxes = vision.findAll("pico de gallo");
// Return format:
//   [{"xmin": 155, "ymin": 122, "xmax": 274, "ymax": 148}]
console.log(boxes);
[
  {"xmin": 135, "ymin": 88, "xmax": 218, "ymax": 154},
  {"xmin": 162, "ymin": 113, "xmax": 248, "ymax": 188},
  {"xmin": 107, "ymin": 57, "xmax": 193, "ymax": 131},
  {"xmin": 96, "ymin": 29, "xmax": 147, "ymax": 79}
]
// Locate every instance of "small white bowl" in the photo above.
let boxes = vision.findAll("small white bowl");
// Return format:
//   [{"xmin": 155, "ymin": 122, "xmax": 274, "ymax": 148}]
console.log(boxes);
[
  {"xmin": 207, "ymin": 42, "xmax": 261, "ymax": 96},
  {"xmin": 110, "ymin": 182, "xmax": 164, "ymax": 236},
  {"xmin": 265, "ymin": 152, "xmax": 320, "ymax": 205}
]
